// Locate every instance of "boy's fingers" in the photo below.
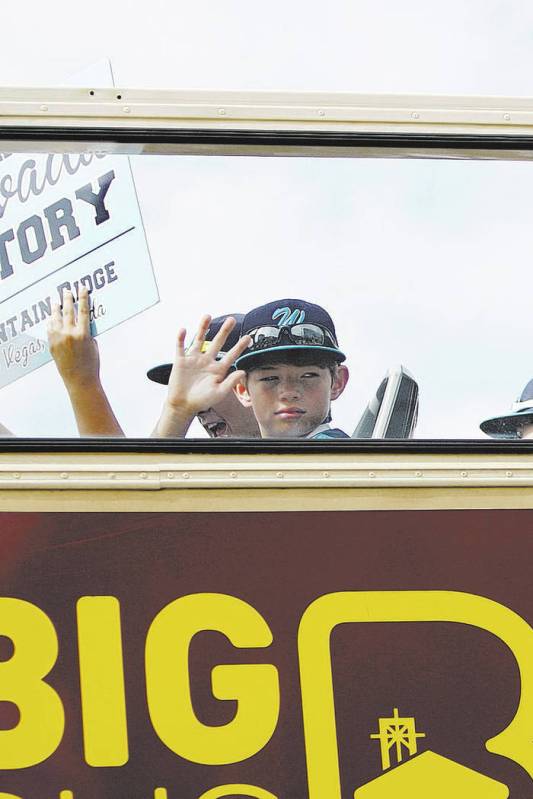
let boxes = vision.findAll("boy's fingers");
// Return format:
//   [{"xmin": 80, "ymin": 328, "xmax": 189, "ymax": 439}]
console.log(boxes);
[
  {"xmin": 207, "ymin": 316, "xmax": 236, "ymax": 360},
  {"xmin": 175, "ymin": 328, "xmax": 187, "ymax": 359},
  {"xmin": 221, "ymin": 369, "xmax": 247, "ymax": 392},
  {"xmin": 189, "ymin": 315, "xmax": 211, "ymax": 353},
  {"xmin": 78, "ymin": 287, "xmax": 90, "ymax": 332},
  {"xmin": 62, "ymin": 290, "xmax": 75, "ymax": 327},
  {"xmin": 219, "ymin": 334, "xmax": 252, "ymax": 372},
  {"xmin": 50, "ymin": 302, "xmax": 62, "ymax": 328}
]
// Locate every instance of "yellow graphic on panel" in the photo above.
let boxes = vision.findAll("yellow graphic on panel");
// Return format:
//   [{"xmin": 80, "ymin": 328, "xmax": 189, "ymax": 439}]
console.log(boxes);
[
  {"xmin": 354, "ymin": 750, "xmax": 509, "ymax": 798},
  {"xmin": 369, "ymin": 707, "xmax": 425, "ymax": 770},
  {"xmin": 298, "ymin": 591, "xmax": 533, "ymax": 798},
  {"xmin": 354, "ymin": 709, "xmax": 509, "ymax": 798}
]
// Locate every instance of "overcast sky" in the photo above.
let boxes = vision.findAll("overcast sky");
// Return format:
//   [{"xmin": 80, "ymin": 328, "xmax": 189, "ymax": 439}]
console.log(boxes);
[
  {"xmin": 3, "ymin": 0, "xmax": 533, "ymax": 96},
  {"xmin": 1, "ymin": 1, "xmax": 533, "ymax": 438}
]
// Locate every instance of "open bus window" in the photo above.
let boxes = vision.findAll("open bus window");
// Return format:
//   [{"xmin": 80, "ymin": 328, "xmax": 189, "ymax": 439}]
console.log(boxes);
[{"xmin": 1, "ymin": 149, "xmax": 532, "ymax": 442}]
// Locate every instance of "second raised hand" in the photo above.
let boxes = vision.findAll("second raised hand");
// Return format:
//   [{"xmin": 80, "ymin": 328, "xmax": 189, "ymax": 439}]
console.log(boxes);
[{"xmin": 165, "ymin": 315, "xmax": 251, "ymax": 416}]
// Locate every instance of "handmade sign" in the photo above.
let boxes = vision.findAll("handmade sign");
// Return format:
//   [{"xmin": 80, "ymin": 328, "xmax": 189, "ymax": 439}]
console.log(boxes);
[{"xmin": 0, "ymin": 149, "xmax": 157, "ymax": 387}]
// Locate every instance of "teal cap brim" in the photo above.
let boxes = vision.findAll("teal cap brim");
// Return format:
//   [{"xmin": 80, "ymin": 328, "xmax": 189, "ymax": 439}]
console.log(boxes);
[{"xmin": 235, "ymin": 344, "xmax": 346, "ymax": 368}]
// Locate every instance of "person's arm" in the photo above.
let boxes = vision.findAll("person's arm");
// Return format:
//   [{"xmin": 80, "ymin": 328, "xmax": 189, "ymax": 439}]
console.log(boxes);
[
  {"xmin": 47, "ymin": 288, "xmax": 125, "ymax": 437},
  {"xmin": 152, "ymin": 315, "xmax": 250, "ymax": 438}
]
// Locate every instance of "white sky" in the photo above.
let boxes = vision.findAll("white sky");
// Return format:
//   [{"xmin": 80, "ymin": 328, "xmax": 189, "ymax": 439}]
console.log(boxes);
[
  {"xmin": 1, "ymin": 1, "xmax": 533, "ymax": 438},
  {"xmin": 2, "ymin": 0, "xmax": 533, "ymax": 96}
]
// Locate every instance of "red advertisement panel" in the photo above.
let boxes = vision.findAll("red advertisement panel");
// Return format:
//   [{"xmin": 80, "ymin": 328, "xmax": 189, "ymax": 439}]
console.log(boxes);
[{"xmin": 0, "ymin": 510, "xmax": 532, "ymax": 799}]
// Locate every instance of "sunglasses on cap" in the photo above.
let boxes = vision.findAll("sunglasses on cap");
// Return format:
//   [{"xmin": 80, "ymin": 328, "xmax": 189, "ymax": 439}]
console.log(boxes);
[{"xmin": 245, "ymin": 323, "xmax": 339, "ymax": 351}]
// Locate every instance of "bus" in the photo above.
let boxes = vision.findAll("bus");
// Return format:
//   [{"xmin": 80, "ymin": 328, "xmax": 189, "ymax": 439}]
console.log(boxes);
[{"xmin": 0, "ymin": 86, "xmax": 532, "ymax": 799}]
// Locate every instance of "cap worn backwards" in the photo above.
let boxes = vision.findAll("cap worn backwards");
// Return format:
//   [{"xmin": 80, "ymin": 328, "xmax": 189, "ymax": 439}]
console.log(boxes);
[
  {"xmin": 480, "ymin": 378, "xmax": 533, "ymax": 439},
  {"xmin": 235, "ymin": 298, "xmax": 345, "ymax": 369},
  {"xmin": 147, "ymin": 313, "xmax": 244, "ymax": 385}
]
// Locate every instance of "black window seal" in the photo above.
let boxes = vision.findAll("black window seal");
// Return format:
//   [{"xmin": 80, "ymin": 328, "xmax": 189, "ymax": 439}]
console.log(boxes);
[
  {"xmin": 3, "ymin": 128, "xmax": 533, "ymax": 150},
  {"xmin": 0, "ymin": 438, "xmax": 531, "ymax": 454}
]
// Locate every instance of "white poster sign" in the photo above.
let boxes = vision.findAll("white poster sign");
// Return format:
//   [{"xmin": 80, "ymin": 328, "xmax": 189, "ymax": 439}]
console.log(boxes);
[{"xmin": 0, "ymin": 64, "xmax": 157, "ymax": 388}]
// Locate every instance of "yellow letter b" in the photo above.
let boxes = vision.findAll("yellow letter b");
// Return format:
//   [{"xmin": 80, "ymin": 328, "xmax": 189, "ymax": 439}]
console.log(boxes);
[{"xmin": 0, "ymin": 598, "xmax": 64, "ymax": 767}]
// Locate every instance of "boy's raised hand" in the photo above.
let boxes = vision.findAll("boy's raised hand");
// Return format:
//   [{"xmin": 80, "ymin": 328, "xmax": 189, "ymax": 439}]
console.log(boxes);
[
  {"xmin": 168, "ymin": 315, "xmax": 249, "ymax": 412},
  {"xmin": 48, "ymin": 287, "xmax": 100, "ymax": 388},
  {"xmin": 47, "ymin": 287, "xmax": 124, "ymax": 436},
  {"xmin": 153, "ymin": 315, "xmax": 251, "ymax": 437}
]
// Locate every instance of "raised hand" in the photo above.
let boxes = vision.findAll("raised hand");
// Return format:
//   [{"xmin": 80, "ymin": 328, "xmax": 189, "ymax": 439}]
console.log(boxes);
[
  {"xmin": 47, "ymin": 287, "xmax": 100, "ymax": 388},
  {"xmin": 47, "ymin": 287, "xmax": 124, "ymax": 436},
  {"xmin": 153, "ymin": 315, "xmax": 251, "ymax": 437},
  {"xmin": 167, "ymin": 315, "xmax": 250, "ymax": 413}
]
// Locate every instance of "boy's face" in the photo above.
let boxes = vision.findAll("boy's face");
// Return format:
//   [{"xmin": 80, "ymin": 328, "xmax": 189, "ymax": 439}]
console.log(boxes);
[
  {"xmin": 235, "ymin": 361, "xmax": 348, "ymax": 438},
  {"xmin": 197, "ymin": 393, "xmax": 260, "ymax": 438}
]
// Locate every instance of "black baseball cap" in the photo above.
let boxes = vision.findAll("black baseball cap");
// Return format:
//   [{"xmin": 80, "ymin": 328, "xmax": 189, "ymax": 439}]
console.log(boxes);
[
  {"xmin": 235, "ymin": 298, "xmax": 345, "ymax": 369},
  {"xmin": 480, "ymin": 378, "xmax": 533, "ymax": 439},
  {"xmin": 147, "ymin": 313, "xmax": 245, "ymax": 385}
]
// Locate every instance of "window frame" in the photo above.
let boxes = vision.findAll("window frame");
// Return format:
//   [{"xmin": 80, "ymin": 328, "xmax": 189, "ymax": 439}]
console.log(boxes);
[{"xmin": 2, "ymin": 87, "xmax": 533, "ymax": 455}]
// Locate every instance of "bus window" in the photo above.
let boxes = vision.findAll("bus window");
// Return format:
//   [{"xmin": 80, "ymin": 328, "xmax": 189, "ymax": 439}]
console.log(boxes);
[{"xmin": 1, "ymin": 149, "xmax": 533, "ymax": 443}]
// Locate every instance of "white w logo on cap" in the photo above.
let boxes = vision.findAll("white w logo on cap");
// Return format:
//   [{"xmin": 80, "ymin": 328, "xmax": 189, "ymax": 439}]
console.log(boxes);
[{"xmin": 272, "ymin": 307, "xmax": 305, "ymax": 327}]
